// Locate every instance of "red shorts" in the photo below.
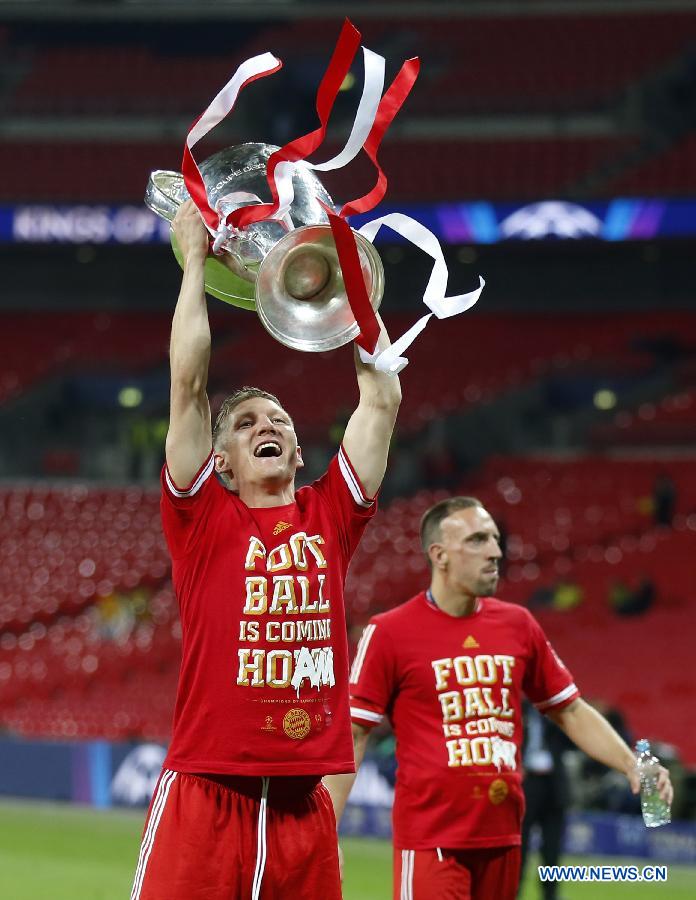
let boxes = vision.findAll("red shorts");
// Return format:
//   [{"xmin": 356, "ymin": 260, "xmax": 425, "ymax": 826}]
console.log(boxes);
[
  {"xmin": 393, "ymin": 845, "xmax": 521, "ymax": 900},
  {"xmin": 131, "ymin": 769, "xmax": 341, "ymax": 900}
]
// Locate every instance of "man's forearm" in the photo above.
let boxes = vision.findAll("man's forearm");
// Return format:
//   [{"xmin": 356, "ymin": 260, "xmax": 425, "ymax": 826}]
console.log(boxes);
[
  {"xmin": 324, "ymin": 725, "xmax": 370, "ymax": 824},
  {"xmin": 170, "ymin": 256, "xmax": 211, "ymax": 388},
  {"xmin": 354, "ymin": 316, "xmax": 402, "ymax": 411},
  {"xmin": 324, "ymin": 772, "xmax": 358, "ymax": 825},
  {"xmin": 551, "ymin": 699, "xmax": 635, "ymax": 776},
  {"xmin": 342, "ymin": 317, "xmax": 402, "ymax": 498}
]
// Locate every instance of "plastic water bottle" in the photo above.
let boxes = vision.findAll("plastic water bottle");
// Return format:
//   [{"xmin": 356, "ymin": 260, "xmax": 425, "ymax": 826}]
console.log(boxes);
[{"xmin": 635, "ymin": 738, "xmax": 671, "ymax": 827}]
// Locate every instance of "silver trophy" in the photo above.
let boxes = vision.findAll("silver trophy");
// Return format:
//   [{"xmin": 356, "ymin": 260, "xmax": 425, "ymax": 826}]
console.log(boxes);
[{"xmin": 145, "ymin": 143, "xmax": 383, "ymax": 352}]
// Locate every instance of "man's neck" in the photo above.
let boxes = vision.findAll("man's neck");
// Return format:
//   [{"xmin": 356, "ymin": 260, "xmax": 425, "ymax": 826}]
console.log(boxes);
[
  {"xmin": 428, "ymin": 579, "xmax": 478, "ymax": 618},
  {"xmin": 237, "ymin": 480, "xmax": 296, "ymax": 508}
]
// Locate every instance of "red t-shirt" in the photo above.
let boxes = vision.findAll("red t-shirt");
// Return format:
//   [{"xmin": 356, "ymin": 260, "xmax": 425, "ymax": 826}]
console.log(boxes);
[
  {"xmin": 349, "ymin": 592, "xmax": 579, "ymax": 849},
  {"xmin": 160, "ymin": 446, "xmax": 375, "ymax": 776}
]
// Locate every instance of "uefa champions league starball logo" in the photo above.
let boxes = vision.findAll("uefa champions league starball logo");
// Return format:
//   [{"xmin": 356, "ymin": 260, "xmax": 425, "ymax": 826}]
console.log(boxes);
[
  {"xmin": 501, "ymin": 202, "xmax": 602, "ymax": 239},
  {"xmin": 111, "ymin": 743, "xmax": 167, "ymax": 806}
]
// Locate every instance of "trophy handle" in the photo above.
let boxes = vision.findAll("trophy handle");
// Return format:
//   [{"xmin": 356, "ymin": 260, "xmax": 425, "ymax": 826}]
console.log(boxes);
[
  {"xmin": 145, "ymin": 168, "xmax": 258, "ymax": 309},
  {"xmin": 144, "ymin": 170, "xmax": 188, "ymax": 222}
]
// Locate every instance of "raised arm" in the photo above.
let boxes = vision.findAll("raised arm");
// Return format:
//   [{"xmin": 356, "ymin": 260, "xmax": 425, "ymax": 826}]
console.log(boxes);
[
  {"xmin": 548, "ymin": 698, "xmax": 673, "ymax": 804},
  {"xmin": 165, "ymin": 200, "xmax": 213, "ymax": 488},
  {"xmin": 342, "ymin": 316, "xmax": 402, "ymax": 499}
]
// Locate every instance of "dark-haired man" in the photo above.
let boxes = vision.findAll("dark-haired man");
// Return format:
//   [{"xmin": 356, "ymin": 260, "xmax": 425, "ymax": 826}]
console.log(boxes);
[
  {"xmin": 130, "ymin": 200, "xmax": 401, "ymax": 900},
  {"xmin": 325, "ymin": 496, "xmax": 673, "ymax": 900}
]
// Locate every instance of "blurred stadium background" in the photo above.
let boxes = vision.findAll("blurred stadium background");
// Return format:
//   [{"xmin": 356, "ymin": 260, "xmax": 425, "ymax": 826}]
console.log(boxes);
[{"xmin": 1, "ymin": 0, "xmax": 696, "ymax": 897}]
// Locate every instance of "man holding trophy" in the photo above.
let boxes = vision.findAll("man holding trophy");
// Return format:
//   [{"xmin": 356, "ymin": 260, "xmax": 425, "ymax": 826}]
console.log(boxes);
[
  {"xmin": 132, "ymin": 21, "xmax": 485, "ymax": 898},
  {"xmin": 129, "ymin": 193, "xmax": 399, "ymax": 899}
]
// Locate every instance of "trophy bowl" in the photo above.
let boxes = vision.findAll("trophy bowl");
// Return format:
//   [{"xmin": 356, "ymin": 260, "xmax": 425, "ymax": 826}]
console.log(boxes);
[
  {"xmin": 145, "ymin": 142, "xmax": 384, "ymax": 351},
  {"xmin": 256, "ymin": 225, "xmax": 384, "ymax": 353}
]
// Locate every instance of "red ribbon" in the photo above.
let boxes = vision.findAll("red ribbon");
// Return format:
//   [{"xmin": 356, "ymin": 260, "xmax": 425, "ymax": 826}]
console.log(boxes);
[
  {"xmin": 334, "ymin": 56, "xmax": 420, "ymax": 354},
  {"xmin": 228, "ymin": 19, "xmax": 361, "ymax": 231},
  {"xmin": 181, "ymin": 59, "xmax": 283, "ymax": 232},
  {"xmin": 340, "ymin": 56, "xmax": 420, "ymax": 219},
  {"xmin": 182, "ymin": 133, "xmax": 218, "ymax": 231},
  {"xmin": 327, "ymin": 212, "xmax": 380, "ymax": 354},
  {"xmin": 179, "ymin": 19, "xmax": 420, "ymax": 363}
]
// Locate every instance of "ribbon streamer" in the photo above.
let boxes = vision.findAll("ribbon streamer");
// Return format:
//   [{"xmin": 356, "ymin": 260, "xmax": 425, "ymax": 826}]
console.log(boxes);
[
  {"xmin": 178, "ymin": 22, "xmax": 483, "ymax": 376},
  {"xmin": 356, "ymin": 213, "xmax": 485, "ymax": 374},
  {"xmin": 181, "ymin": 52, "xmax": 282, "ymax": 232},
  {"xmin": 327, "ymin": 212, "xmax": 380, "ymax": 354},
  {"xmin": 252, "ymin": 49, "xmax": 420, "ymax": 353},
  {"xmin": 339, "ymin": 56, "xmax": 420, "ymax": 218},
  {"xmin": 228, "ymin": 19, "xmax": 363, "ymax": 231},
  {"xmin": 180, "ymin": 19, "xmax": 406, "ymax": 358},
  {"xmin": 266, "ymin": 45, "xmax": 387, "ymax": 225},
  {"xmin": 307, "ymin": 46, "xmax": 385, "ymax": 173}
]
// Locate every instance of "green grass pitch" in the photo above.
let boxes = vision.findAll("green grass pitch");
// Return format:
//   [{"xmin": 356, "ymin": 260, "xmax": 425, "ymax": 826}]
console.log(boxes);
[{"xmin": 0, "ymin": 799, "xmax": 692, "ymax": 899}]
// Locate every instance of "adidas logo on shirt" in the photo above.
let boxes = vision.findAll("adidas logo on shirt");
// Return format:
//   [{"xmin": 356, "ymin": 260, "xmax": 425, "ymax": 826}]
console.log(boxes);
[
  {"xmin": 272, "ymin": 521, "xmax": 292, "ymax": 536},
  {"xmin": 463, "ymin": 635, "xmax": 480, "ymax": 649}
]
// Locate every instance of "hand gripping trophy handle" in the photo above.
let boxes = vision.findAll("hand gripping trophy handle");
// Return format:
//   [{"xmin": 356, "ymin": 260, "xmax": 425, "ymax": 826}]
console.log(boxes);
[
  {"xmin": 144, "ymin": 170, "xmax": 185, "ymax": 225},
  {"xmin": 145, "ymin": 143, "xmax": 384, "ymax": 349}
]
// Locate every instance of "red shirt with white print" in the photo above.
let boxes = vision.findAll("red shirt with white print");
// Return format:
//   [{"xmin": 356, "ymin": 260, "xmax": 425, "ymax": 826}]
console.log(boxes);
[
  {"xmin": 349, "ymin": 592, "xmax": 579, "ymax": 849},
  {"xmin": 160, "ymin": 446, "xmax": 376, "ymax": 776}
]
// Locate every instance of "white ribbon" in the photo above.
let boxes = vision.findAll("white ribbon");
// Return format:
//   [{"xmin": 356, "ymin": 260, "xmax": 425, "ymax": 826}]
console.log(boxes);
[
  {"xmin": 356, "ymin": 213, "xmax": 485, "ymax": 374},
  {"xmin": 273, "ymin": 46, "xmax": 386, "ymax": 222},
  {"xmin": 187, "ymin": 53, "xmax": 280, "ymax": 148},
  {"xmin": 186, "ymin": 48, "xmax": 386, "ymax": 237},
  {"xmin": 185, "ymin": 52, "xmax": 281, "ymax": 237},
  {"xmin": 310, "ymin": 48, "xmax": 385, "ymax": 171},
  {"xmin": 183, "ymin": 48, "xmax": 484, "ymax": 378}
]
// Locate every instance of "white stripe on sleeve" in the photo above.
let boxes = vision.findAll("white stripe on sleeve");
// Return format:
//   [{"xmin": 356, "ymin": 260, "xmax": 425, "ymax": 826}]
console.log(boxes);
[
  {"xmin": 349, "ymin": 623, "xmax": 376, "ymax": 684},
  {"xmin": 350, "ymin": 706, "xmax": 384, "ymax": 725},
  {"xmin": 165, "ymin": 454, "xmax": 215, "ymax": 498},
  {"xmin": 535, "ymin": 683, "xmax": 578, "ymax": 711},
  {"xmin": 338, "ymin": 447, "xmax": 373, "ymax": 509}
]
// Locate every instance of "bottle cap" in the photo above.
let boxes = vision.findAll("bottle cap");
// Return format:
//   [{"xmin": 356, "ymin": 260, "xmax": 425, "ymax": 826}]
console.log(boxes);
[{"xmin": 636, "ymin": 738, "xmax": 650, "ymax": 753}]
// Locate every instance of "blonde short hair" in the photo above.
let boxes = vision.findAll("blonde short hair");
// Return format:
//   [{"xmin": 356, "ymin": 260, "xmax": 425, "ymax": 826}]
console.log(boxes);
[{"xmin": 212, "ymin": 386, "xmax": 283, "ymax": 448}]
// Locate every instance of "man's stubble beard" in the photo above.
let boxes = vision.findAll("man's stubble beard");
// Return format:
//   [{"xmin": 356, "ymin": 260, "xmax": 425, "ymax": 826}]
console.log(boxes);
[{"xmin": 475, "ymin": 574, "xmax": 499, "ymax": 597}]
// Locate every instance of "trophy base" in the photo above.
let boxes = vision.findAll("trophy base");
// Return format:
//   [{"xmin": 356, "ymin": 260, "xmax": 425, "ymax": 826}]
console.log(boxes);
[{"xmin": 170, "ymin": 232, "xmax": 256, "ymax": 311}]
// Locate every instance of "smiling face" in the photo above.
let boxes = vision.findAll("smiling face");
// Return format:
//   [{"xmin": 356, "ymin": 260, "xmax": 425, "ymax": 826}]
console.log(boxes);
[
  {"xmin": 214, "ymin": 396, "xmax": 303, "ymax": 494},
  {"xmin": 429, "ymin": 506, "xmax": 502, "ymax": 598}
]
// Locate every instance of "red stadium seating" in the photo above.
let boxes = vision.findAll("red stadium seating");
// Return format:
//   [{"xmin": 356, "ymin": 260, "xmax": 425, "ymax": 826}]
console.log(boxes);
[
  {"xmin": 0, "ymin": 310, "xmax": 235, "ymax": 405},
  {"xmin": 3, "ymin": 6, "xmax": 696, "ymax": 773},
  {"xmin": 1, "ymin": 455, "xmax": 695, "ymax": 762},
  {"xmin": 3, "ymin": 311, "xmax": 695, "ymax": 440},
  {"xmin": 591, "ymin": 387, "xmax": 696, "ymax": 447},
  {"xmin": 4, "ymin": 12, "xmax": 696, "ymax": 204},
  {"xmin": 9, "ymin": 13, "xmax": 696, "ymax": 117},
  {"xmin": 324, "ymin": 137, "xmax": 639, "ymax": 203},
  {"xmin": 0, "ymin": 136, "xmax": 639, "ymax": 203},
  {"xmin": 605, "ymin": 133, "xmax": 696, "ymax": 197},
  {"xmin": 0, "ymin": 142, "xmax": 192, "ymax": 203},
  {"xmin": 216, "ymin": 310, "xmax": 696, "ymax": 436},
  {"xmin": 400, "ymin": 13, "xmax": 696, "ymax": 115}
]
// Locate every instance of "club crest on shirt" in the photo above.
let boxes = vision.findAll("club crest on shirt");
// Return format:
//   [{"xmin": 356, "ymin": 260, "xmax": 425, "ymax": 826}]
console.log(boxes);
[
  {"xmin": 283, "ymin": 708, "xmax": 311, "ymax": 740},
  {"xmin": 488, "ymin": 778, "xmax": 509, "ymax": 805}
]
